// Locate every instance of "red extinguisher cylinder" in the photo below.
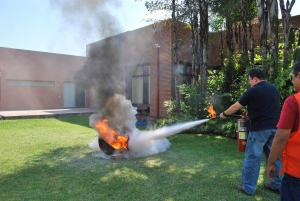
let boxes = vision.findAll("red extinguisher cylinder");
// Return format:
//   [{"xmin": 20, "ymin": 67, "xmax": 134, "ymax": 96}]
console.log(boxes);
[
  {"xmin": 237, "ymin": 132, "xmax": 247, "ymax": 152},
  {"xmin": 237, "ymin": 118, "xmax": 249, "ymax": 152}
]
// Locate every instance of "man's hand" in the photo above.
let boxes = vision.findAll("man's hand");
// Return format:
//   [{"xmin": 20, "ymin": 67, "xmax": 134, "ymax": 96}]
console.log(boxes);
[
  {"xmin": 219, "ymin": 113, "xmax": 227, "ymax": 119},
  {"xmin": 219, "ymin": 102, "xmax": 243, "ymax": 119},
  {"xmin": 266, "ymin": 163, "xmax": 277, "ymax": 182},
  {"xmin": 266, "ymin": 128, "xmax": 290, "ymax": 182}
]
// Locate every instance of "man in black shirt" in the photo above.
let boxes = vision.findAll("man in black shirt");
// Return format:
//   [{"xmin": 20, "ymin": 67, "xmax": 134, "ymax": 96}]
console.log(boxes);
[{"xmin": 220, "ymin": 69, "xmax": 282, "ymax": 196}]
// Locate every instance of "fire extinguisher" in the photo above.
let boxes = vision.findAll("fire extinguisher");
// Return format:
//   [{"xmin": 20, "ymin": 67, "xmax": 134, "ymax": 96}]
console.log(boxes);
[{"xmin": 237, "ymin": 117, "xmax": 249, "ymax": 152}]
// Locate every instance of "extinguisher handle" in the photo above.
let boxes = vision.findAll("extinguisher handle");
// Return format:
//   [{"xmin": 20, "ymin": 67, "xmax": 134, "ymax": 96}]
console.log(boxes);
[{"xmin": 242, "ymin": 112, "xmax": 249, "ymax": 120}]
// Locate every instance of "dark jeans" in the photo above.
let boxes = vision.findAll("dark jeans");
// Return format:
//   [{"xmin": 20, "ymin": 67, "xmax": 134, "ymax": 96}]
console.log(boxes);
[{"xmin": 281, "ymin": 173, "xmax": 300, "ymax": 201}]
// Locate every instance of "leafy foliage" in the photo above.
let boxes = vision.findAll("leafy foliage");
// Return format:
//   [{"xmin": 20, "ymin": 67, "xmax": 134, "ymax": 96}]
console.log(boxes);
[
  {"xmin": 148, "ymin": 0, "xmax": 298, "ymax": 138},
  {"xmin": 157, "ymin": 44, "xmax": 296, "ymax": 138}
]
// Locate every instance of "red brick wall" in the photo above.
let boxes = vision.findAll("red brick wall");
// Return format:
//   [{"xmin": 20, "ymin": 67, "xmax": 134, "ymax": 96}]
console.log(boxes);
[
  {"xmin": 155, "ymin": 23, "xmax": 173, "ymax": 117},
  {"xmin": 290, "ymin": 15, "xmax": 300, "ymax": 28},
  {"xmin": 207, "ymin": 21, "xmax": 261, "ymax": 67},
  {"xmin": 88, "ymin": 23, "xmax": 174, "ymax": 118}
]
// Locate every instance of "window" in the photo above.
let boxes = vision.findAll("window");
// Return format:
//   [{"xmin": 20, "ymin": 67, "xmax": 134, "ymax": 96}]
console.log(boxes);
[
  {"xmin": 131, "ymin": 64, "xmax": 150, "ymax": 104},
  {"xmin": 7, "ymin": 80, "xmax": 55, "ymax": 88}
]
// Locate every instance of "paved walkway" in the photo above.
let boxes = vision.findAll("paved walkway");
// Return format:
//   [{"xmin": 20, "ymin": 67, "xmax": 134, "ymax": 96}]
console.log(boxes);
[
  {"xmin": 0, "ymin": 108, "xmax": 160, "ymax": 122},
  {"xmin": 0, "ymin": 108, "xmax": 98, "ymax": 120}
]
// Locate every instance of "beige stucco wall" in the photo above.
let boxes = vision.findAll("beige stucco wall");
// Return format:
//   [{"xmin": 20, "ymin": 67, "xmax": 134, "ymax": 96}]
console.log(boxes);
[{"xmin": 0, "ymin": 47, "xmax": 86, "ymax": 110}]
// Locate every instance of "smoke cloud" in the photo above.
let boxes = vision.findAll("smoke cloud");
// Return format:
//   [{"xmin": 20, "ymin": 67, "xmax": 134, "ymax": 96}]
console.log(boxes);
[
  {"xmin": 51, "ymin": 0, "xmax": 123, "ymax": 42},
  {"xmin": 52, "ymin": 0, "xmax": 127, "ymax": 109},
  {"xmin": 74, "ymin": 40, "xmax": 125, "ymax": 110},
  {"xmin": 53, "ymin": 0, "xmax": 208, "ymax": 159}
]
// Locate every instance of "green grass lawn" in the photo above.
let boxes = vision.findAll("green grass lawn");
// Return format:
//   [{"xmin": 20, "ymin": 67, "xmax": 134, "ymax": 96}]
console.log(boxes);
[{"xmin": 0, "ymin": 117, "xmax": 279, "ymax": 201}]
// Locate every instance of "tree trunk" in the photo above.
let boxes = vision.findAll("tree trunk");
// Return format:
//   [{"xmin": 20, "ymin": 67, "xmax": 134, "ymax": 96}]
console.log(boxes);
[
  {"xmin": 199, "ymin": 0, "xmax": 208, "ymax": 92},
  {"xmin": 220, "ymin": 31, "xmax": 224, "ymax": 69},
  {"xmin": 192, "ymin": 0, "xmax": 200, "ymax": 85},
  {"xmin": 249, "ymin": 21, "xmax": 255, "ymax": 65},
  {"xmin": 198, "ymin": 1, "xmax": 203, "ymax": 89},
  {"xmin": 241, "ymin": 0, "xmax": 249, "ymax": 66},
  {"xmin": 238, "ymin": 25, "xmax": 243, "ymax": 51},
  {"xmin": 256, "ymin": 0, "xmax": 268, "ymax": 70},
  {"xmin": 234, "ymin": 23, "xmax": 239, "ymax": 48},
  {"xmin": 225, "ymin": 16, "xmax": 235, "ymax": 89},
  {"xmin": 279, "ymin": 0, "xmax": 295, "ymax": 64},
  {"xmin": 172, "ymin": 0, "xmax": 181, "ymax": 119},
  {"xmin": 268, "ymin": 0, "xmax": 279, "ymax": 83},
  {"xmin": 191, "ymin": 0, "xmax": 200, "ymax": 117}
]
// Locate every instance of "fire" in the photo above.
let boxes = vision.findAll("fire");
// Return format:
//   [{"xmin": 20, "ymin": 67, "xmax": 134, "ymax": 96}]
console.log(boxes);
[
  {"xmin": 94, "ymin": 119, "xmax": 129, "ymax": 150},
  {"xmin": 208, "ymin": 105, "xmax": 216, "ymax": 118}
]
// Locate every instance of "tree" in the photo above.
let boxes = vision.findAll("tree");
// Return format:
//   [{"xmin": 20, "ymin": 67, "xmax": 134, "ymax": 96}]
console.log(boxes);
[
  {"xmin": 171, "ymin": 0, "xmax": 182, "ymax": 119},
  {"xmin": 256, "ymin": 0, "xmax": 268, "ymax": 70},
  {"xmin": 199, "ymin": 0, "xmax": 209, "ymax": 92},
  {"xmin": 189, "ymin": 0, "xmax": 200, "ymax": 86},
  {"xmin": 210, "ymin": 14, "xmax": 225, "ymax": 67},
  {"xmin": 256, "ymin": 0, "xmax": 281, "ymax": 83},
  {"xmin": 239, "ymin": 0, "xmax": 257, "ymax": 67},
  {"xmin": 279, "ymin": 0, "xmax": 295, "ymax": 64},
  {"xmin": 249, "ymin": 18, "xmax": 255, "ymax": 64},
  {"xmin": 188, "ymin": 0, "xmax": 201, "ymax": 116},
  {"xmin": 240, "ymin": 0, "xmax": 249, "ymax": 67},
  {"xmin": 268, "ymin": 0, "xmax": 279, "ymax": 83}
]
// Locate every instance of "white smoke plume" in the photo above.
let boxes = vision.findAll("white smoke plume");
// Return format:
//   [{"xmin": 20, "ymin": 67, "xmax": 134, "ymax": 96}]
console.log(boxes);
[{"xmin": 88, "ymin": 94, "xmax": 209, "ymax": 159}]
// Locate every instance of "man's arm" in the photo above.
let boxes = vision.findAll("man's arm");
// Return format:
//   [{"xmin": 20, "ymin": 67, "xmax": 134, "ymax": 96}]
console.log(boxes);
[
  {"xmin": 220, "ymin": 101, "xmax": 243, "ymax": 118},
  {"xmin": 266, "ymin": 128, "xmax": 291, "ymax": 181}
]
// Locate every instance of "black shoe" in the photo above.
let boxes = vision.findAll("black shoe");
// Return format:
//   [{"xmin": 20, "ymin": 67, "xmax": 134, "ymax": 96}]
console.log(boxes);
[
  {"xmin": 264, "ymin": 184, "xmax": 280, "ymax": 194},
  {"xmin": 237, "ymin": 184, "xmax": 254, "ymax": 196}
]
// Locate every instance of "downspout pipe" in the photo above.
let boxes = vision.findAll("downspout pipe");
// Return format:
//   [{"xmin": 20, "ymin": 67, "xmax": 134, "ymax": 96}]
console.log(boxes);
[{"xmin": 155, "ymin": 44, "xmax": 160, "ymax": 117}]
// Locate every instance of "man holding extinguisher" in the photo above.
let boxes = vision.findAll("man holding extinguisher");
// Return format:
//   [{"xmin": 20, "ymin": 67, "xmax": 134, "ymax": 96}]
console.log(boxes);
[{"xmin": 220, "ymin": 69, "xmax": 282, "ymax": 196}]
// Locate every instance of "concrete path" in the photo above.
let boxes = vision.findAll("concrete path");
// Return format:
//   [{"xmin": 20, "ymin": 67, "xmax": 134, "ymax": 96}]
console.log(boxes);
[
  {"xmin": 0, "ymin": 108, "xmax": 98, "ymax": 120},
  {"xmin": 0, "ymin": 108, "xmax": 159, "ymax": 122}
]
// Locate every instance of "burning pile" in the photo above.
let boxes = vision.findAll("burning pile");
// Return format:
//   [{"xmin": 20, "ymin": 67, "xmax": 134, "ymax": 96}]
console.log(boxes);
[
  {"xmin": 88, "ymin": 94, "xmax": 210, "ymax": 159},
  {"xmin": 94, "ymin": 119, "xmax": 129, "ymax": 150},
  {"xmin": 88, "ymin": 94, "xmax": 171, "ymax": 159}
]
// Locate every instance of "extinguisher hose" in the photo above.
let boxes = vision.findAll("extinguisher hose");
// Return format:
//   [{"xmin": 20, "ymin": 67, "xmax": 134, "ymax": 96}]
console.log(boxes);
[{"xmin": 210, "ymin": 114, "xmax": 242, "ymax": 120}]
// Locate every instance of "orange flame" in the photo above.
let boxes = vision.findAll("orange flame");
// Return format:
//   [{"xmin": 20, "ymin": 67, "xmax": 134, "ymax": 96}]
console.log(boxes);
[
  {"xmin": 94, "ymin": 119, "xmax": 129, "ymax": 150},
  {"xmin": 208, "ymin": 105, "xmax": 216, "ymax": 118}
]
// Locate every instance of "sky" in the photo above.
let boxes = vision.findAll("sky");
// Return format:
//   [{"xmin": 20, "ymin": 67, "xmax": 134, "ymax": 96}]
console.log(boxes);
[
  {"xmin": 0, "ymin": 0, "xmax": 153, "ymax": 56},
  {"xmin": 0, "ymin": 0, "xmax": 299, "ymax": 57}
]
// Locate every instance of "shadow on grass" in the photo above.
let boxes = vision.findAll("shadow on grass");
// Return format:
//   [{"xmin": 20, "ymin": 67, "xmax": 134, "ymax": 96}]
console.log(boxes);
[
  {"xmin": 56, "ymin": 116, "xmax": 154, "ymax": 134},
  {"xmin": 0, "ymin": 134, "xmax": 278, "ymax": 201},
  {"xmin": 57, "ymin": 116, "xmax": 92, "ymax": 129}
]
